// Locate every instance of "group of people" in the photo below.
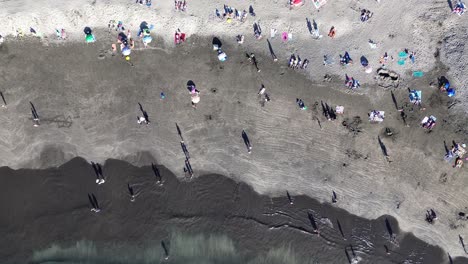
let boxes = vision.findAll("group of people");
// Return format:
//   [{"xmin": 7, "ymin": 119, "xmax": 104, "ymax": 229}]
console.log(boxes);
[
  {"xmin": 174, "ymin": 29, "xmax": 186, "ymax": 45},
  {"xmin": 174, "ymin": 0, "xmax": 187, "ymax": 11},
  {"xmin": 288, "ymin": 54, "xmax": 309, "ymax": 69},
  {"xmin": 421, "ymin": 115, "xmax": 437, "ymax": 130},
  {"xmin": 339, "ymin": 51, "xmax": 353, "ymax": 65},
  {"xmin": 360, "ymin": 9, "xmax": 373, "ymax": 22},
  {"xmin": 345, "ymin": 74, "xmax": 360, "ymax": 90},
  {"xmin": 369, "ymin": 110, "xmax": 385, "ymax": 122},
  {"xmin": 54, "ymin": 28, "xmax": 67, "ymax": 40},
  {"xmin": 215, "ymin": 5, "xmax": 248, "ymax": 22},
  {"xmin": 445, "ymin": 141, "xmax": 467, "ymax": 168},
  {"xmin": 425, "ymin": 209, "xmax": 437, "ymax": 223},
  {"xmin": 452, "ymin": 0, "xmax": 466, "ymax": 15}
]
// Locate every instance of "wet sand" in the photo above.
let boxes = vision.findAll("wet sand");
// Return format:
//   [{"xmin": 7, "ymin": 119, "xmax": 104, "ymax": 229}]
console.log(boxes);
[
  {"xmin": 1, "ymin": 157, "xmax": 467, "ymax": 263},
  {"xmin": 0, "ymin": 35, "xmax": 468, "ymax": 259}
]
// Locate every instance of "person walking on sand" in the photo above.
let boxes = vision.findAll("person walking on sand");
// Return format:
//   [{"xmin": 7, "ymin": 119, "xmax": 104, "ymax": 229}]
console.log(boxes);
[
  {"xmin": 30, "ymin": 102, "xmax": 40, "ymax": 127},
  {"xmin": 92, "ymin": 162, "xmax": 105, "ymax": 184},
  {"xmin": 266, "ymin": 39, "xmax": 278, "ymax": 61},
  {"xmin": 247, "ymin": 53, "xmax": 261, "ymax": 72},
  {"xmin": 128, "ymin": 183, "xmax": 136, "ymax": 202},
  {"xmin": 136, "ymin": 103, "xmax": 150, "ymax": 124},
  {"xmin": 332, "ymin": 191, "xmax": 338, "ymax": 203},
  {"xmin": 328, "ymin": 26, "xmax": 336, "ymax": 38},
  {"xmin": 88, "ymin": 193, "xmax": 101, "ymax": 212},
  {"xmin": 190, "ymin": 89, "xmax": 200, "ymax": 108},
  {"xmin": 1, "ymin": 92, "xmax": 7, "ymax": 108},
  {"xmin": 242, "ymin": 130, "xmax": 252, "ymax": 153}
]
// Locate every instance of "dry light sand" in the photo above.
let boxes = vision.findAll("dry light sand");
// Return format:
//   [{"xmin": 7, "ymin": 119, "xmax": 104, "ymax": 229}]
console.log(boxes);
[{"xmin": 1, "ymin": 0, "xmax": 468, "ymax": 259}]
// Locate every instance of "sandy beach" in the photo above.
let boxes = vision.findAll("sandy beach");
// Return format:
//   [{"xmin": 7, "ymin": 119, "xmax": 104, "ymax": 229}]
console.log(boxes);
[{"xmin": 1, "ymin": 0, "xmax": 468, "ymax": 262}]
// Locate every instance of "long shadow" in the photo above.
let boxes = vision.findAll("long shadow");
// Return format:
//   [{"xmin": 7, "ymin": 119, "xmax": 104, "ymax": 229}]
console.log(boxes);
[
  {"xmin": 344, "ymin": 248, "xmax": 352, "ymax": 264},
  {"xmin": 448, "ymin": 0, "xmax": 453, "ymax": 11},
  {"xmin": 312, "ymin": 19, "xmax": 318, "ymax": 32},
  {"xmin": 266, "ymin": 39, "xmax": 277, "ymax": 59},
  {"xmin": 249, "ymin": 5, "xmax": 256, "ymax": 16},
  {"xmin": 391, "ymin": 91, "xmax": 399, "ymax": 110},
  {"xmin": 320, "ymin": 101, "xmax": 328, "ymax": 118},
  {"xmin": 444, "ymin": 140, "xmax": 450, "ymax": 154},
  {"xmin": 96, "ymin": 163, "xmax": 103, "ymax": 177},
  {"xmin": 346, "ymin": 245, "xmax": 356, "ymax": 257},
  {"xmin": 181, "ymin": 142, "xmax": 190, "ymax": 160},
  {"xmin": 0, "ymin": 91, "xmax": 6, "ymax": 106},
  {"xmin": 385, "ymin": 217, "xmax": 394, "ymax": 237},
  {"xmin": 176, "ymin": 123, "xmax": 184, "ymax": 142},
  {"xmin": 151, "ymin": 163, "xmax": 162, "ymax": 182},
  {"xmin": 378, "ymin": 136, "xmax": 389, "ymax": 158},
  {"xmin": 241, "ymin": 130, "xmax": 251, "ymax": 152},
  {"xmin": 161, "ymin": 240, "xmax": 169, "ymax": 259},
  {"xmin": 30, "ymin": 101, "xmax": 39, "ymax": 118},
  {"xmin": 306, "ymin": 18, "xmax": 312, "ymax": 34},
  {"xmin": 91, "ymin": 162, "xmax": 99, "ymax": 178},
  {"xmin": 253, "ymin": 23, "xmax": 260, "ymax": 34},
  {"xmin": 307, "ymin": 212, "xmax": 318, "ymax": 232},
  {"xmin": 459, "ymin": 235, "xmax": 467, "ymax": 253},
  {"xmin": 286, "ymin": 190, "xmax": 293, "ymax": 204},
  {"xmin": 326, "ymin": 103, "xmax": 336, "ymax": 120},
  {"xmin": 138, "ymin": 102, "xmax": 144, "ymax": 113},
  {"xmin": 337, "ymin": 219, "xmax": 345, "ymax": 238}
]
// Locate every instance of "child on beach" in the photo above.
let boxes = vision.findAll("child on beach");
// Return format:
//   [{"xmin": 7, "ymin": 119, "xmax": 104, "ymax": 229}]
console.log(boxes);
[{"xmin": 296, "ymin": 98, "xmax": 307, "ymax": 110}]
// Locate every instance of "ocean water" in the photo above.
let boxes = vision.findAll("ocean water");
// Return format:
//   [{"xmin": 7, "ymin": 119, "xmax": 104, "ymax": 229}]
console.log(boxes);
[
  {"xmin": 31, "ymin": 232, "xmax": 313, "ymax": 264},
  {"xmin": 1, "ymin": 158, "xmax": 467, "ymax": 264}
]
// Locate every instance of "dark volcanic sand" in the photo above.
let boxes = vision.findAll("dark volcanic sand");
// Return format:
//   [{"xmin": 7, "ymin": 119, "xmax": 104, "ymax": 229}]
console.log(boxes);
[{"xmin": 0, "ymin": 158, "xmax": 466, "ymax": 264}]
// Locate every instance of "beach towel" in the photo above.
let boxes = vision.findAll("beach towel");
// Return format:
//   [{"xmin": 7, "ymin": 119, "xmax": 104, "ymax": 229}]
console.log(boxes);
[
  {"xmin": 218, "ymin": 51, "xmax": 227, "ymax": 61},
  {"xmin": 312, "ymin": 0, "xmax": 327, "ymax": 9},
  {"xmin": 413, "ymin": 71, "xmax": 424, "ymax": 77},
  {"xmin": 291, "ymin": 0, "xmax": 303, "ymax": 6},
  {"xmin": 270, "ymin": 28, "xmax": 277, "ymax": 38},
  {"xmin": 369, "ymin": 111, "xmax": 385, "ymax": 122},
  {"xmin": 336, "ymin": 106, "xmax": 344, "ymax": 114}
]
